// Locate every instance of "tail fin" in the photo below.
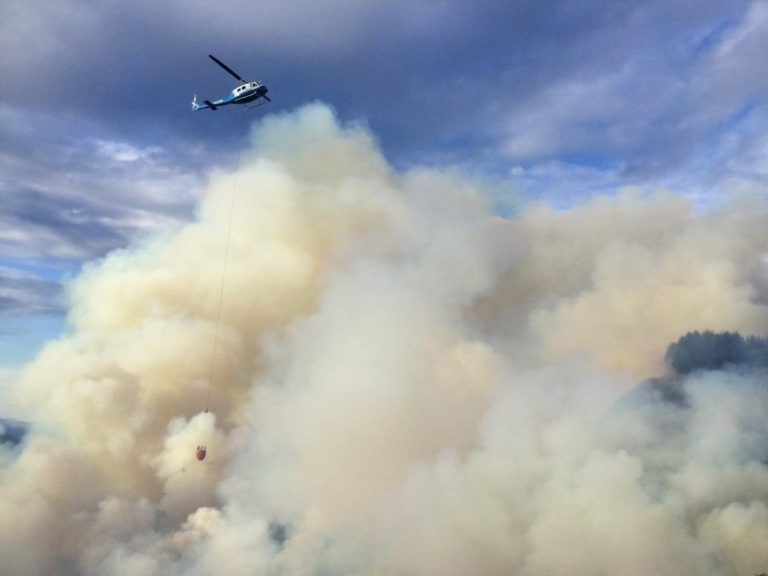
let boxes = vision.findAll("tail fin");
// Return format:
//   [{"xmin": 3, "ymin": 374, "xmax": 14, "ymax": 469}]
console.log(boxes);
[{"xmin": 191, "ymin": 94, "xmax": 200, "ymax": 111}]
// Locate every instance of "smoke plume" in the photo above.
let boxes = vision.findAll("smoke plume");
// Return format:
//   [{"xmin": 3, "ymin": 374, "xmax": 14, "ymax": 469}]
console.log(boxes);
[{"xmin": 2, "ymin": 103, "xmax": 768, "ymax": 575}]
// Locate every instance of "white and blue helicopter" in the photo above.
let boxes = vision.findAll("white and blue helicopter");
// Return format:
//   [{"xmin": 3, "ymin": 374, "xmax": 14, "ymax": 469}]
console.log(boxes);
[{"xmin": 192, "ymin": 54, "xmax": 270, "ymax": 112}]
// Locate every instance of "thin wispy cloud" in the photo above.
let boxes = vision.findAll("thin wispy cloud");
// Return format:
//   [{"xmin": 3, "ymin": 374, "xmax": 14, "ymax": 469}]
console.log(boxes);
[{"xmin": 0, "ymin": 266, "xmax": 65, "ymax": 316}]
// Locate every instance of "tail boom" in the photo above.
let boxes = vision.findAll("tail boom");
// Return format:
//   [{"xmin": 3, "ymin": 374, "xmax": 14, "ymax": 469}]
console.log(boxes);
[{"xmin": 191, "ymin": 95, "xmax": 219, "ymax": 111}]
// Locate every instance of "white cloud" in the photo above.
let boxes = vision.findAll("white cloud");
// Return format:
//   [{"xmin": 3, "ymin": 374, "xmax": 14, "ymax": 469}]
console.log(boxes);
[
  {"xmin": 93, "ymin": 140, "xmax": 162, "ymax": 164},
  {"xmin": 0, "ymin": 106, "xmax": 202, "ymax": 264}
]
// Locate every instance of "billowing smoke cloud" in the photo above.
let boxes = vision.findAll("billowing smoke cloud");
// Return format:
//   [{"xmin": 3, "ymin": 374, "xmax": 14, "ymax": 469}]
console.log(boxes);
[{"xmin": 2, "ymin": 103, "xmax": 768, "ymax": 575}]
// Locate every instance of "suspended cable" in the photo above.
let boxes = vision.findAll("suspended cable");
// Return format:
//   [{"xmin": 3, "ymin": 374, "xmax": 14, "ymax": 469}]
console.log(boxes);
[{"xmin": 198, "ymin": 110, "xmax": 248, "ymax": 461}]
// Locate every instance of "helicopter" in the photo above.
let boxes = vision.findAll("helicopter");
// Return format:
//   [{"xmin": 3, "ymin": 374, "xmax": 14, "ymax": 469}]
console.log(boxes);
[{"xmin": 192, "ymin": 54, "xmax": 270, "ymax": 111}]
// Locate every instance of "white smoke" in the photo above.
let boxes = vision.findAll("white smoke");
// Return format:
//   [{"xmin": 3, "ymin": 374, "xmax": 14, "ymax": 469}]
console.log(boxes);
[{"xmin": 2, "ymin": 103, "xmax": 768, "ymax": 575}]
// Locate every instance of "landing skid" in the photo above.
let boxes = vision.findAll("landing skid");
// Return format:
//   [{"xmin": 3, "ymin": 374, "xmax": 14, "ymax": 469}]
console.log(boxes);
[{"xmin": 244, "ymin": 100, "xmax": 269, "ymax": 111}]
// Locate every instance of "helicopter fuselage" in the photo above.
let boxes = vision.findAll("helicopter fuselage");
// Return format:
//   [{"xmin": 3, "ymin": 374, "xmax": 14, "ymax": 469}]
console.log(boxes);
[
  {"xmin": 193, "ymin": 82, "xmax": 269, "ymax": 111},
  {"xmin": 231, "ymin": 82, "xmax": 268, "ymax": 104}
]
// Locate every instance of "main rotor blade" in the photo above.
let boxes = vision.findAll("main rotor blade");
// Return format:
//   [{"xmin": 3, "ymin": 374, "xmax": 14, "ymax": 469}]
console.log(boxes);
[{"xmin": 208, "ymin": 54, "xmax": 244, "ymax": 82}]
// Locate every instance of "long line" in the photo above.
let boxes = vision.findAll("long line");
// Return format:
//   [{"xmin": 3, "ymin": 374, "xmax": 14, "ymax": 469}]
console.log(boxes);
[{"xmin": 204, "ymin": 111, "xmax": 247, "ymax": 414}]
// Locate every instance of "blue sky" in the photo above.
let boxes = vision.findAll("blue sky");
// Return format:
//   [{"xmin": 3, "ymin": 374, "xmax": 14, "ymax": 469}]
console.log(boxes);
[{"xmin": 2, "ymin": 0, "xmax": 768, "ymax": 374}]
